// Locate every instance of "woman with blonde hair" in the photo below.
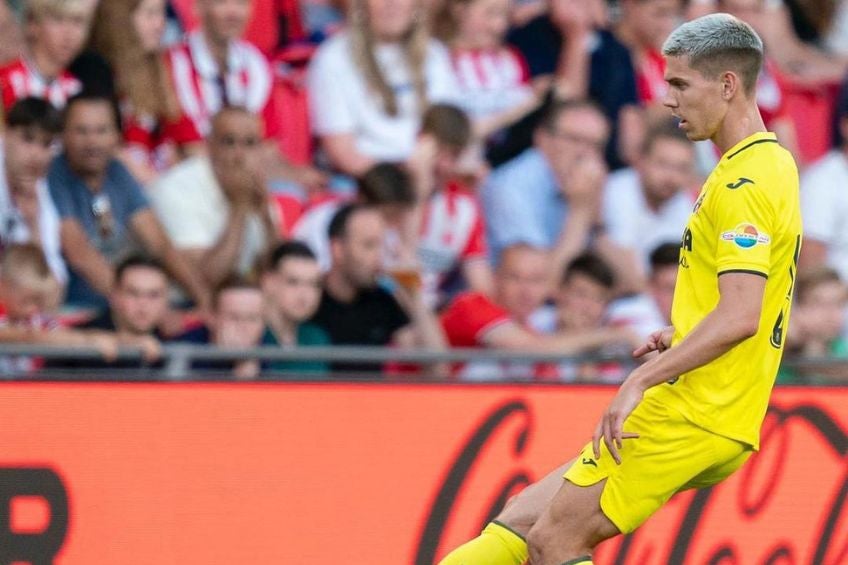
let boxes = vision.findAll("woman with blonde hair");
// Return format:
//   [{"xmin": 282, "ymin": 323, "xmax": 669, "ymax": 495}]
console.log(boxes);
[
  {"xmin": 307, "ymin": 0, "xmax": 459, "ymax": 177},
  {"xmin": 88, "ymin": 0, "xmax": 191, "ymax": 183}
]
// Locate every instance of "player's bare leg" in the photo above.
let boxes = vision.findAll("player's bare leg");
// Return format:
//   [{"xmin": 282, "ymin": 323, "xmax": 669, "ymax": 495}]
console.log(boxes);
[
  {"xmin": 497, "ymin": 459, "xmax": 575, "ymax": 535},
  {"xmin": 526, "ymin": 479, "xmax": 620, "ymax": 565},
  {"xmin": 436, "ymin": 460, "xmax": 574, "ymax": 565}
]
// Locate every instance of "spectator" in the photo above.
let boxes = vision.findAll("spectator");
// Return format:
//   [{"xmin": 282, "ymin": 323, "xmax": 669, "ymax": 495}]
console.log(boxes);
[
  {"xmin": 601, "ymin": 119, "xmax": 694, "ymax": 281},
  {"xmin": 799, "ymin": 89, "xmax": 848, "ymax": 280},
  {"xmin": 260, "ymin": 240, "xmax": 329, "ymax": 374},
  {"xmin": 0, "ymin": 0, "xmax": 93, "ymax": 110},
  {"xmin": 296, "ymin": 105, "xmax": 493, "ymax": 306},
  {"xmin": 0, "ymin": 97, "xmax": 66, "ymax": 283},
  {"xmin": 88, "ymin": 0, "xmax": 187, "ymax": 182},
  {"xmin": 179, "ymin": 275, "xmax": 270, "ymax": 379},
  {"xmin": 293, "ymin": 162, "xmax": 416, "ymax": 271},
  {"xmin": 607, "ymin": 242, "xmax": 679, "ymax": 341},
  {"xmin": 440, "ymin": 244, "xmax": 636, "ymax": 380},
  {"xmin": 546, "ymin": 252, "xmax": 630, "ymax": 381},
  {"xmin": 55, "ymin": 254, "xmax": 165, "ymax": 368},
  {"xmin": 309, "ymin": 203, "xmax": 446, "ymax": 374},
  {"xmin": 504, "ymin": 0, "xmax": 642, "ymax": 168},
  {"xmin": 307, "ymin": 0, "xmax": 459, "ymax": 176},
  {"xmin": 48, "ymin": 92, "xmax": 208, "ymax": 309},
  {"xmin": 164, "ymin": 0, "xmax": 323, "ymax": 188},
  {"xmin": 778, "ymin": 266, "xmax": 848, "ymax": 383},
  {"xmin": 151, "ymin": 106, "xmax": 280, "ymax": 287},
  {"xmin": 482, "ymin": 100, "xmax": 623, "ymax": 288},
  {"xmin": 405, "ymin": 103, "xmax": 493, "ymax": 306},
  {"xmin": 433, "ymin": 0, "xmax": 541, "ymax": 143},
  {"xmin": 0, "ymin": 244, "xmax": 124, "ymax": 374},
  {"xmin": 613, "ymin": 0, "xmax": 681, "ymax": 108}
]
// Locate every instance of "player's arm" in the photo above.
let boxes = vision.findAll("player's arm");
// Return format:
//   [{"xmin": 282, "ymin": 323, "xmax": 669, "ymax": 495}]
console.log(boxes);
[
  {"xmin": 595, "ymin": 271, "xmax": 766, "ymax": 463},
  {"xmin": 629, "ymin": 271, "xmax": 765, "ymax": 386}
]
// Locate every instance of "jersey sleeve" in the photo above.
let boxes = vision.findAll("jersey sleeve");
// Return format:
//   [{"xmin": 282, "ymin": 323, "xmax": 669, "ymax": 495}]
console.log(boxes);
[
  {"xmin": 710, "ymin": 179, "xmax": 777, "ymax": 277},
  {"xmin": 440, "ymin": 292, "xmax": 510, "ymax": 347}
]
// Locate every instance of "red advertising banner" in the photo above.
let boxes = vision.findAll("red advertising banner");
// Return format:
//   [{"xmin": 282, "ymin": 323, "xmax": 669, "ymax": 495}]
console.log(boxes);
[{"xmin": 0, "ymin": 383, "xmax": 844, "ymax": 564}]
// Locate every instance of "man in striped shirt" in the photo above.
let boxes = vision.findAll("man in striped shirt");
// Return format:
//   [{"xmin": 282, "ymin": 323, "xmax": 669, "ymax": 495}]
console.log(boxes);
[
  {"xmin": 0, "ymin": 0, "xmax": 93, "ymax": 111},
  {"xmin": 165, "ymin": 0, "xmax": 324, "ymax": 189}
]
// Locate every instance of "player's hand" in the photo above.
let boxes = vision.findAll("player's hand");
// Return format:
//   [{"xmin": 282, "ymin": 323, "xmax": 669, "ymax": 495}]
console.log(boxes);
[
  {"xmin": 633, "ymin": 326, "xmax": 674, "ymax": 358},
  {"xmin": 592, "ymin": 379, "xmax": 643, "ymax": 464}
]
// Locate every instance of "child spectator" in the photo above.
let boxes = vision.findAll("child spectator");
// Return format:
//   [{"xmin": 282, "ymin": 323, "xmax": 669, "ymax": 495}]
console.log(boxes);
[
  {"xmin": 0, "ymin": 0, "xmax": 93, "ymax": 110},
  {"xmin": 0, "ymin": 97, "xmax": 66, "ymax": 283},
  {"xmin": 440, "ymin": 245, "xmax": 637, "ymax": 381},
  {"xmin": 778, "ymin": 266, "xmax": 848, "ymax": 383},
  {"xmin": 545, "ymin": 252, "xmax": 636, "ymax": 382},
  {"xmin": 88, "ymin": 0, "xmax": 187, "ymax": 182},
  {"xmin": 260, "ymin": 241, "xmax": 329, "ymax": 374},
  {"xmin": 307, "ymin": 0, "xmax": 459, "ymax": 176},
  {"xmin": 179, "ymin": 275, "xmax": 271, "ymax": 379},
  {"xmin": 0, "ymin": 244, "xmax": 123, "ymax": 374}
]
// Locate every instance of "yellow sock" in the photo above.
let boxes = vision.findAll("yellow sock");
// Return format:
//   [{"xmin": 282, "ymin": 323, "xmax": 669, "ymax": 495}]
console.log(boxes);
[{"xmin": 436, "ymin": 521, "xmax": 528, "ymax": 565}]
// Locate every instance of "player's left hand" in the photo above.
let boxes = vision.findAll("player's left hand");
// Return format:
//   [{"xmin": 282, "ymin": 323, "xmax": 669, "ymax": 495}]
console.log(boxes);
[{"xmin": 593, "ymin": 379, "xmax": 644, "ymax": 465}]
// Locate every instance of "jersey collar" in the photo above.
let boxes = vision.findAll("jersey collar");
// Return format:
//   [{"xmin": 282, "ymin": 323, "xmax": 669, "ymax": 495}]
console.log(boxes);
[{"xmin": 721, "ymin": 131, "xmax": 778, "ymax": 162}]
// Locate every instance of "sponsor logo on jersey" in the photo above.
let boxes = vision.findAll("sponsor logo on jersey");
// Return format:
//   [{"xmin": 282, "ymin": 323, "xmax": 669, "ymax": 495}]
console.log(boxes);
[{"xmin": 721, "ymin": 223, "xmax": 770, "ymax": 248}]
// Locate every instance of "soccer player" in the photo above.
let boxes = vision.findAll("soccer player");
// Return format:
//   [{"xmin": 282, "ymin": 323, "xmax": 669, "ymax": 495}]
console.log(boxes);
[{"xmin": 437, "ymin": 13, "xmax": 802, "ymax": 565}]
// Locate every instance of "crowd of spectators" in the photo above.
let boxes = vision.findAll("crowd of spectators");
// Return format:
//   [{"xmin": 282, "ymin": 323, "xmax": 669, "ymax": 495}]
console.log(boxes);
[{"xmin": 0, "ymin": 0, "xmax": 847, "ymax": 382}]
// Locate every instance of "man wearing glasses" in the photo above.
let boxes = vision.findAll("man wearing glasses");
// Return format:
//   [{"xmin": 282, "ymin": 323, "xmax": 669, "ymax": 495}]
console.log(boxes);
[
  {"xmin": 47, "ymin": 92, "xmax": 208, "ymax": 311},
  {"xmin": 481, "ymin": 100, "xmax": 614, "ymax": 291}
]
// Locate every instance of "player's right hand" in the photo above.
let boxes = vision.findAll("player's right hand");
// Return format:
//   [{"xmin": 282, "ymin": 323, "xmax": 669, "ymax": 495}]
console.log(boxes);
[{"xmin": 633, "ymin": 326, "xmax": 674, "ymax": 358}]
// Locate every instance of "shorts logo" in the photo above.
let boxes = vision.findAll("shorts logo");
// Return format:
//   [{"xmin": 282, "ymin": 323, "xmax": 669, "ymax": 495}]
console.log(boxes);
[
  {"xmin": 721, "ymin": 223, "xmax": 770, "ymax": 248},
  {"xmin": 582, "ymin": 458, "xmax": 598, "ymax": 467}
]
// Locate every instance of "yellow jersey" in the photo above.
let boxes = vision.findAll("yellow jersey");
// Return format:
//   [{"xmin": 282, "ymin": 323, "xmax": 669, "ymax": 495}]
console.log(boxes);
[{"xmin": 648, "ymin": 132, "xmax": 802, "ymax": 450}]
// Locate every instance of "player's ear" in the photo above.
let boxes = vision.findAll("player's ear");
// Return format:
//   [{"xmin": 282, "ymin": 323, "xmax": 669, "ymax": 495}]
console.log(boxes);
[{"xmin": 720, "ymin": 71, "xmax": 739, "ymax": 101}]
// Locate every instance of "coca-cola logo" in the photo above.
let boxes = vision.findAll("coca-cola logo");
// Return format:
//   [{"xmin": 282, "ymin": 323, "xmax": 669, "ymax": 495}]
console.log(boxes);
[{"xmin": 417, "ymin": 399, "xmax": 847, "ymax": 564}]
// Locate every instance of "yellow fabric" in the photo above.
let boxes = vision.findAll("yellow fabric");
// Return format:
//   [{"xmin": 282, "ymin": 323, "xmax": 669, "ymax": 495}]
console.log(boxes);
[
  {"xmin": 564, "ymin": 395, "xmax": 751, "ymax": 534},
  {"xmin": 436, "ymin": 521, "xmax": 528, "ymax": 565},
  {"xmin": 650, "ymin": 131, "xmax": 802, "ymax": 449}
]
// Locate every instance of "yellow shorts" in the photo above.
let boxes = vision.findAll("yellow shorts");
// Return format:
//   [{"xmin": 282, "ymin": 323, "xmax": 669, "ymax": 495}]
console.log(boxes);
[{"xmin": 563, "ymin": 394, "xmax": 752, "ymax": 534}]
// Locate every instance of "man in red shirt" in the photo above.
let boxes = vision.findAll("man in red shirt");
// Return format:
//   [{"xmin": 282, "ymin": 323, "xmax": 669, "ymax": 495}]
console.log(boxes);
[{"xmin": 440, "ymin": 244, "xmax": 636, "ymax": 380}]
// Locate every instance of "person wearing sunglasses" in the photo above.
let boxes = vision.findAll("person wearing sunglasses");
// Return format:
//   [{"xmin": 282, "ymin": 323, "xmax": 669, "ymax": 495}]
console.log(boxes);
[{"xmin": 47, "ymin": 92, "xmax": 209, "ymax": 311}]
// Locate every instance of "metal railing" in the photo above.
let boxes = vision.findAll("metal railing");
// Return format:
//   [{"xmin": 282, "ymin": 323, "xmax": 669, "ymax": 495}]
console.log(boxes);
[{"xmin": 0, "ymin": 344, "xmax": 846, "ymax": 382}]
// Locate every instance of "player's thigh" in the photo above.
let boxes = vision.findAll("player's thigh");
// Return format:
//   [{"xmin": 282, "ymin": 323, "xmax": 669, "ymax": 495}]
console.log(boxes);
[
  {"xmin": 681, "ymin": 432, "xmax": 751, "ymax": 490},
  {"xmin": 527, "ymin": 478, "xmax": 620, "ymax": 556},
  {"xmin": 564, "ymin": 396, "xmax": 729, "ymax": 534},
  {"xmin": 497, "ymin": 459, "xmax": 575, "ymax": 536}
]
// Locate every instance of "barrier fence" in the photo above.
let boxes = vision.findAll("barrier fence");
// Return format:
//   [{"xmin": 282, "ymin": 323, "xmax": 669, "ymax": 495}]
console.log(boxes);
[
  {"xmin": 0, "ymin": 344, "xmax": 846, "ymax": 380},
  {"xmin": 0, "ymin": 382, "xmax": 845, "ymax": 564}
]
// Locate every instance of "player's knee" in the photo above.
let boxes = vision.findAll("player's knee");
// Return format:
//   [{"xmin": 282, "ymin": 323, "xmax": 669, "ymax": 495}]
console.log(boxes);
[{"xmin": 496, "ymin": 491, "xmax": 538, "ymax": 536}]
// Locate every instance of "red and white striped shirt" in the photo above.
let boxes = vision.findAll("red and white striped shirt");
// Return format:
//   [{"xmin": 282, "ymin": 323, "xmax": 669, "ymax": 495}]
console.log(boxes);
[
  {"xmin": 450, "ymin": 47, "xmax": 533, "ymax": 119},
  {"xmin": 165, "ymin": 31, "xmax": 281, "ymax": 143},
  {"xmin": 0, "ymin": 57, "xmax": 81, "ymax": 110}
]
